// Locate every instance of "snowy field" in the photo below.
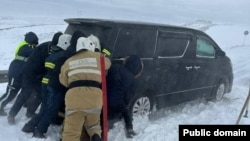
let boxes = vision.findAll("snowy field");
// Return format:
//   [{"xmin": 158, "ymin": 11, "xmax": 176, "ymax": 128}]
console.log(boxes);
[{"xmin": 0, "ymin": 0, "xmax": 250, "ymax": 141}]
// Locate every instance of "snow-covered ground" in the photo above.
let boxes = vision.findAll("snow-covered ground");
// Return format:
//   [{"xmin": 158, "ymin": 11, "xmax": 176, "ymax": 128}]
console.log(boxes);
[{"xmin": 0, "ymin": 0, "xmax": 250, "ymax": 141}]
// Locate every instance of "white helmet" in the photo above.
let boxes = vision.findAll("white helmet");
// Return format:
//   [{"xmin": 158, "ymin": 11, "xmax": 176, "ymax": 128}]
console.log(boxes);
[
  {"xmin": 76, "ymin": 37, "xmax": 95, "ymax": 52},
  {"xmin": 88, "ymin": 34, "xmax": 101, "ymax": 51},
  {"xmin": 57, "ymin": 34, "xmax": 72, "ymax": 50}
]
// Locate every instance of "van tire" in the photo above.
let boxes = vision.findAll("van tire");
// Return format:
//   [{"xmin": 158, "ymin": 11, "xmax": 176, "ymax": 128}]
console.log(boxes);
[
  {"xmin": 129, "ymin": 93, "xmax": 153, "ymax": 117},
  {"xmin": 212, "ymin": 80, "xmax": 226, "ymax": 101}
]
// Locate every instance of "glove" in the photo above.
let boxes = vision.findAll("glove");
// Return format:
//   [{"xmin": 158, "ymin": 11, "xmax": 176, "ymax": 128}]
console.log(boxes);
[
  {"xmin": 48, "ymin": 45, "xmax": 61, "ymax": 54},
  {"xmin": 126, "ymin": 128, "xmax": 137, "ymax": 138}
]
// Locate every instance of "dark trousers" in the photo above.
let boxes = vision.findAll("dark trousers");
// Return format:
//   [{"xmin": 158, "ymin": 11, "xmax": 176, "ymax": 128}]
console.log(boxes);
[
  {"xmin": 24, "ymin": 91, "xmax": 42, "ymax": 114},
  {"xmin": 0, "ymin": 77, "xmax": 21, "ymax": 110},
  {"xmin": 26, "ymin": 85, "xmax": 64, "ymax": 133},
  {"xmin": 8, "ymin": 83, "xmax": 41, "ymax": 118},
  {"xmin": 100, "ymin": 107, "xmax": 123, "ymax": 131}
]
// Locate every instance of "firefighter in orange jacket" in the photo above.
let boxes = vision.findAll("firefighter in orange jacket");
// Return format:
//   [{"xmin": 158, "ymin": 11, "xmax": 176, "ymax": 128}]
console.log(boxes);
[{"xmin": 59, "ymin": 35, "xmax": 111, "ymax": 141}]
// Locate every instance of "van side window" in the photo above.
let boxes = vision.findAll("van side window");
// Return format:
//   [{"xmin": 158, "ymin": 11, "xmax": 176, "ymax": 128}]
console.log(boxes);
[
  {"xmin": 113, "ymin": 28, "xmax": 156, "ymax": 58},
  {"xmin": 156, "ymin": 32, "xmax": 190, "ymax": 57},
  {"xmin": 196, "ymin": 37, "xmax": 215, "ymax": 58}
]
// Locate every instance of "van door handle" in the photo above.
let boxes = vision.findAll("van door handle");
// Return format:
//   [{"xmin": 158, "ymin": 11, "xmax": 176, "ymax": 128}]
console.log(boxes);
[
  {"xmin": 185, "ymin": 66, "xmax": 193, "ymax": 71},
  {"xmin": 194, "ymin": 66, "xmax": 200, "ymax": 70}
]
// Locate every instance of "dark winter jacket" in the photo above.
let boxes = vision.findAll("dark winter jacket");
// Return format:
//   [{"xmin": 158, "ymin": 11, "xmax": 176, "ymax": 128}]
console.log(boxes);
[
  {"xmin": 106, "ymin": 64, "xmax": 136, "ymax": 129},
  {"xmin": 42, "ymin": 46, "xmax": 67, "ymax": 92},
  {"xmin": 21, "ymin": 41, "xmax": 51, "ymax": 88},
  {"xmin": 106, "ymin": 55, "xmax": 142, "ymax": 129},
  {"xmin": 21, "ymin": 32, "xmax": 62, "ymax": 88},
  {"xmin": 107, "ymin": 64, "xmax": 136, "ymax": 109},
  {"xmin": 8, "ymin": 41, "xmax": 35, "ymax": 80}
]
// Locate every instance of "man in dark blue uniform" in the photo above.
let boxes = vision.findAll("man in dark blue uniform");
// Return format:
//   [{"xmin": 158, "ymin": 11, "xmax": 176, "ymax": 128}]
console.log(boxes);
[
  {"xmin": 7, "ymin": 32, "xmax": 62, "ymax": 124},
  {"xmin": 22, "ymin": 34, "xmax": 72, "ymax": 138},
  {"xmin": 0, "ymin": 32, "xmax": 38, "ymax": 116}
]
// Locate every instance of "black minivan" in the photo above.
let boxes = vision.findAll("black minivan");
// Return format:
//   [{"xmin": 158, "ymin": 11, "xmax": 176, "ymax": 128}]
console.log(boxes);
[{"xmin": 64, "ymin": 18, "xmax": 233, "ymax": 117}]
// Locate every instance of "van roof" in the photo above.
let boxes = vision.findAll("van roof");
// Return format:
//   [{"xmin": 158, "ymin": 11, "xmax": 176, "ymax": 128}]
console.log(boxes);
[{"xmin": 64, "ymin": 18, "xmax": 199, "ymax": 32}]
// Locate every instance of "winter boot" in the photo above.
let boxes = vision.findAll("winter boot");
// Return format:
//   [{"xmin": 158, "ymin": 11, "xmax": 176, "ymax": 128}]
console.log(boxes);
[
  {"xmin": 91, "ymin": 134, "xmax": 101, "ymax": 141},
  {"xmin": 33, "ymin": 130, "xmax": 46, "ymax": 139},
  {"xmin": 26, "ymin": 111, "xmax": 36, "ymax": 118},
  {"xmin": 22, "ymin": 123, "xmax": 34, "ymax": 133},
  {"xmin": 0, "ymin": 108, "xmax": 7, "ymax": 116},
  {"xmin": 7, "ymin": 115, "xmax": 15, "ymax": 125},
  {"xmin": 125, "ymin": 128, "xmax": 137, "ymax": 138}
]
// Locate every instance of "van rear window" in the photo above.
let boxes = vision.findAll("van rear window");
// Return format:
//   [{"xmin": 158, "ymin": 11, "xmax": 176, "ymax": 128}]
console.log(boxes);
[{"xmin": 64, "ymin": 24, "xmax": 113, "ymax": 50}]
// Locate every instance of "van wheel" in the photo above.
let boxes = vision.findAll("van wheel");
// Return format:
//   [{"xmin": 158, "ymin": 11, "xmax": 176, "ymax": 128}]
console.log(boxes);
[
  {"xmin": 129, "ymin": 94, "xmax": 153, "ymax": 117},
  {"xmin": 213, "ymin": 80, "xmax": 226, "ymax": 101}
]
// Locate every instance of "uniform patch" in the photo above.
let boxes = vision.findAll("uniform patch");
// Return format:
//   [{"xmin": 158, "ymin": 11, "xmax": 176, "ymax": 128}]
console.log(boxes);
[{"xmin": 69, "ymin": 58, "xmax": 97, "ymax": 69}]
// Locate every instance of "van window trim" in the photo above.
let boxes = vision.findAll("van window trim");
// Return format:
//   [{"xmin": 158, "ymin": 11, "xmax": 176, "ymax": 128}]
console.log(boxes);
[
  {"xmin": 156, "ymin": 30, "xmax": 192, "ymax": 58},
  {"xmin": 158, "ymin": 40, "xmax": 190, "ymax": 59}
]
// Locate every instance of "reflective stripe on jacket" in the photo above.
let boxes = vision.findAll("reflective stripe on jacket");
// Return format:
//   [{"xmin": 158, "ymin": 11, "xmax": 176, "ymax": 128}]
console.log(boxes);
[
  {"xmin": 15, "ymin": 55, "xmax": 28, "ymax": 62},
  {"xmin": 60, "ymin": 51, "xmax": 111, "ymax": 88},
  {"xmin": 59, "ymin": 50, "xmax": 111, "ymax": 111}
]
